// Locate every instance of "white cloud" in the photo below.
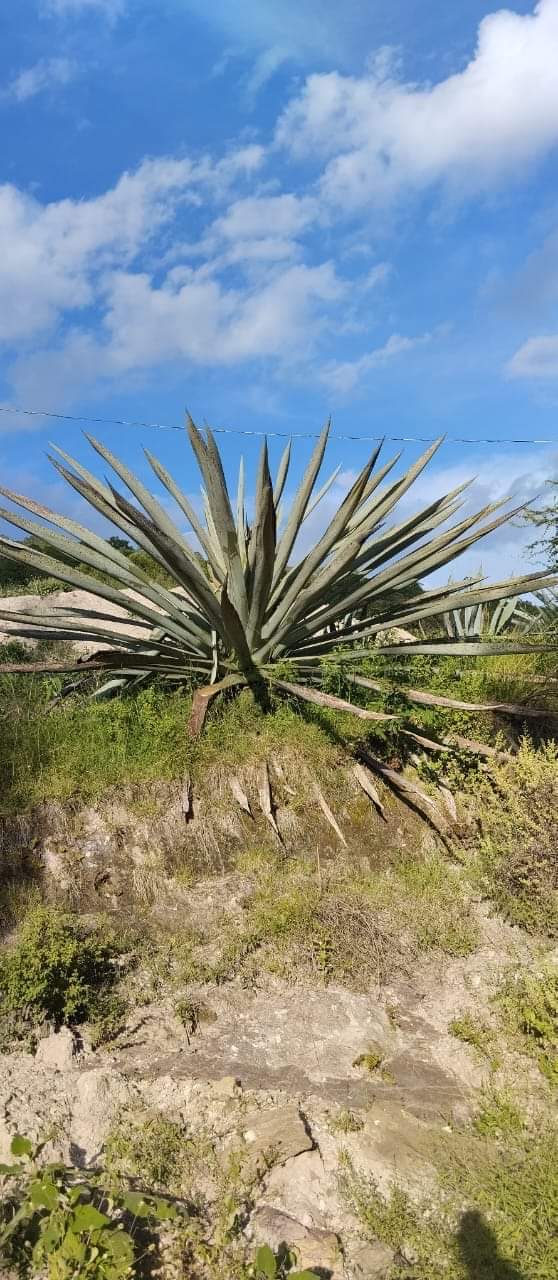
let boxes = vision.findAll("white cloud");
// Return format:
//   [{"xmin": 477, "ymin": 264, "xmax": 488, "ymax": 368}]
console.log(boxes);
[
  {"xmin": 45, "ymin": 0, "xmax": 125, "ymax": 18},
  {"xmin": 214, "ymin": 193, "xmax": 317, "ymax": 242},
  {"xmin": 321, "ymin": 332, "xmax": 433, "ymax": 394},
  {"xmin": 362, "ymin": 262, "xmax": 391, "ymax": 291},
  {"xmin": 3, "ymin": 57, "xmax": 78, "ymax": 103},
  {"xmin": 277, "ymin": 0, "xmax": 558, "ymax": 208},
  {"xmin": 506, "ymin": 334, "xmax": 558, "ymax": 378},
  {"xmin": 6, "ymin": 260, "xmax": 342, "ymax": 408},
  {"xmin": 182, "ymin": 0, "xmax": 373, "ymax": 82},
  {"xmin": 0, "ymin": 133, "xmax": 347, "ymax": 411},
  {"xmin": 0, "ymin": 157, "xmax": 205, "ymax": 344}
]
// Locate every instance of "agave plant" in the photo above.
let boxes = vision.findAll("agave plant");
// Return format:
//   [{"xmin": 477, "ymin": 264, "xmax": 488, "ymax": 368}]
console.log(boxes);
[
  {"xmin": 0, "ymin": 418, "xmax": 553, "ymax": 737},
  {"xmin": 442, "ymin": 596, "xmax": 535, "ymax": 640}
]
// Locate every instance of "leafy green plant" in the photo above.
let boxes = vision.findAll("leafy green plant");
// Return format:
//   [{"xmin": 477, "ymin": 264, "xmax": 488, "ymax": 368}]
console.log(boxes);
[
  {"xmin": 0, "ymin": 420, "xmax": 552, "ymax": 757},
  {"xmin": 249, "ymin": 1242, "xmax": 318, "ymax": 1279},
  {"xmin": 0, "ymin": 1134, "xmax": 177, "ymax": 1279},
  {"xmin": 0, "ymin": 907, "xmax": 123, "ymax": 1045}
]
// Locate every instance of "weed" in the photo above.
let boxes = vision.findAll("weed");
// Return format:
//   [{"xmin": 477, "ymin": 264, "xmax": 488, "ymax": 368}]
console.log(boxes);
[
  {"xmin": 104, "ymin": 1112, "xmax": 188, "ymax": 1194},
  {"xmin": 0, "ymin": 679, "xmax": 354, "ymax": 817},
  {"xmin": 174, "ymin": 997, "xmax": 217, "ymax": 1035},
  {"xmin": 249, "ymin": 1243, "xmax": 319, "ymax": 1278},
  {"xmin": 353, "ymin": 1046, "xmax": 383, "ymax": 1073},
  {"xmin": 449, "ymin": 1012, "xmax": 494, "ymax": 1057},
  {"xmin": 470, "ymin": 740, "xmax": 558, "ymax": 937},
  {"xmin": 103, "ymin": 1108, "xmax": 305, "ymax": 1279},
  {"xmin": 472, "ymin": 1089, "xmax": 525, "ymax": 1138},
  {"xmin": 196, "ymin": 843, "xmax": 482, "ymax": 993},
  {"xmin": 0, "ymin": 1134, "xmax": 178, "ymax": 1279},
  {"xmin": 497, "ymin": 961, "xmax": 558, "ymax": 1084},
  {"xmin": 0, "ymin": 876, "xmax": 42, "ymax": 936},
  {"xmin": 328, "ymin": 1109, "xmax": 364, "ymax": 1135}
]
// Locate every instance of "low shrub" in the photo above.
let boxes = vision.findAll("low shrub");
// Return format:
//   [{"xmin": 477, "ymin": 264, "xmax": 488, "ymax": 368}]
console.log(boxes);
[{"xmin": 0, "ymin": 907, "xmax": 124, "ymax": 1048}]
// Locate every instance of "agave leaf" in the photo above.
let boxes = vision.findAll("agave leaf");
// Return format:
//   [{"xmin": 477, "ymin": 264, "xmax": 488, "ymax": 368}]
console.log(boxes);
[
  {"xmin": 272, "ymin": 419, "xmax": 330, "ymax": 587},
  {"xmin": 273, "ymin": 438, "xmax": 292, "ymax": 509},
  {"xmin": 313, "ymin": 780, "xmax": 347, "ymax": 846},
  {"xmin": 247, "ymin": 441, "xmax": 276, "ymax": 644},
  {"xmin": 48, "ymin": 455, "xmax": 184, "ymax": 579},
  {"xmin": 186, "ymin": 418, "xmax": 249, "ymax": 625},
  {"xmin": 219, "ymin": 576, "xmax": 254, "ymax": 672},
  {"xmin": 0, "ymin": 540, "xmax": 208, "ymax": 653},
  {"xmin": 261, "ymin": 456, "xmax": 374, "ymax": 648},
  {"xmin": 86, "ymin": 432, "xmax": 202, "ymax": 566},
  {"xmin": 348, "ymin": 437, "xmax": 446, "ymax": 537},
  {"xmin": 286, "ymin": 513, "xmax": 540, "ymax": 648},
  {"xmin": 0, "ymin": 503, "xmax": 212, "ymax": 651},
  {"xmin": 106, "ymin": 484, "xmax": 225, "ymax": 632},
  {"xmin": 302, "ymin": 465, "xmax": 342, "ymax": 522},
  {"xmin": 144, "ymin": 448, "xmax": 224, "ymax": 580},
  {"xmin": 48, "ymin": 442, "xmax": 114, "ymax": 501},
  {"xmin": 351, "ymin": 484, "xmax": 472, "ymax": 574},
  {"xmin": 188, "ymin": 673, "xmax": 246, "ymax": 737},
  {"xmin": 236, "ymin": 456, "xmax": 247, "ymax": 569},
  {"xmin": 271, "ymin": 678, "xmax": 398, "ymax": 721},
  {"xmin": 353, "ymin": 762, "xmax": 388, "ymax": 821},
  {"xmin": 202, "ymin": 489, "xmax": 227, "ymax": 573},
  {"xmin": 348, "ymin": 674, "xmax": 550, "ymax": 718},
  {"xmin": 344, "ymin": 450, "xmax": 401, "ymax": 531},
  {"xmin": 0, "ymin": 484, "xmax": 145, "ymax": 575}
]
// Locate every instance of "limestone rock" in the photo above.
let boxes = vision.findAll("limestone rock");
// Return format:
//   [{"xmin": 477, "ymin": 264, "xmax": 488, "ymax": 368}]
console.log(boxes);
[
  {"xmin": 69, "ymin": 1069, "xmax": 137, "ymax": 1165},
  {"xmin": 250, "ymin": 1205, "xmax": 340, "ymax": 1275},
  {"xmin": 349, "ymin": 1239, "xmax": 395, "ymax": 1278},
  {"xmin": 263, "ymin": 1148, "xmax": 335, "ymax": 1230},
  {"xmin": 210, "ymin": 1075, "xmax": 242, "ymax": 1098},
  {"xmin": 238, "ymin": 1104, "xmax": 313, "ymax": 1172},
  {"xmin": 35, "ymin": 1027, "xmax": 77, "ymax": 1072}
]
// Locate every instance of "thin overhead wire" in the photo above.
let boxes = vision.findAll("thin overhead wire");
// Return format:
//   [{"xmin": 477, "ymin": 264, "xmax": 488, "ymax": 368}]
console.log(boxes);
[{"xmin": 0, "ymin": 402, "xmax": 557, "ymax": 447}]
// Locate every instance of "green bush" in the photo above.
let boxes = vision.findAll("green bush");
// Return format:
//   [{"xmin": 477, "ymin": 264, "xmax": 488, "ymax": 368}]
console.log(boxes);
[{"xmin": 0, "ymin": 908, "xmax": 122, "ymax": 1043}]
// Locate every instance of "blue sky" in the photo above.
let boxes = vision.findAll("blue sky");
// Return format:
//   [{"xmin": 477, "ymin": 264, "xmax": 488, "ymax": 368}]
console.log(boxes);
[{"xmin": 1, "ymin": 0, "xmax": 558, "ymax": 579}]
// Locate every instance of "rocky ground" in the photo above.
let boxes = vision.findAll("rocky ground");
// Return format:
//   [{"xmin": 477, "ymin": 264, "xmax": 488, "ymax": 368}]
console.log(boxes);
[{"xmin": 0, "ymin": 900, "xmax": 538, "ymax": 1278}]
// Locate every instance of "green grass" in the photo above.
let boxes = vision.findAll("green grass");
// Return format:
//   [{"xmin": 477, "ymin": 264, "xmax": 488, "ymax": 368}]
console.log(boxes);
[
  {"xmin": 472, "ymin": 1089, "xmax": 525, "ymax": 1139},
  {"xmin": 104, "ymin": 1112, "xmax": 190, "ymax": 1195},
  {"xmin": 0, "ymin": 675, "xmax": 363, "ymax": 815},
  {"xmin": 341, "ymin": 1117, "xmax": 558, "ymax": 1279}
]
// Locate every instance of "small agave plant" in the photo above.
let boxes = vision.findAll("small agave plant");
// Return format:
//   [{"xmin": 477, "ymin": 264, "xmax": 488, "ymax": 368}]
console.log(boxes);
[
  {"xmin": 0, "ymin": 417, "xmax": 553, "ymax": 739},
  {"xmin": 442, "ymin": 597, "xmax": 535, "ymax": 640}
]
